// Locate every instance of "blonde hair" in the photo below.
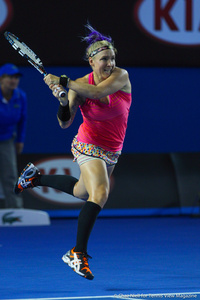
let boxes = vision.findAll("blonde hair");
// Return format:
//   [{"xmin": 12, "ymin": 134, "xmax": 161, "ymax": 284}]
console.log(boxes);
[{"xmin": 86, "ymin": 40, "xmax": 117, "ymax": 60}]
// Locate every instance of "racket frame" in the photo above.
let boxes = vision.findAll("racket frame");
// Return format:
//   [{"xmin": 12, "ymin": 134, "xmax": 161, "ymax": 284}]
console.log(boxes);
[{"xmin": 4, "ymin": 31, "xmax": 66, "ymax": 97}]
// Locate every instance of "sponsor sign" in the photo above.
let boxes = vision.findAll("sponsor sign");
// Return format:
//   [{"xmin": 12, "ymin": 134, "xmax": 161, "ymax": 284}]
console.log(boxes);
[
  {"xmin": 29, "ymin": 156, "xmax": 83, "ymax": 206},
  {"xmin": 0, "ymin": 0, "xmax": 13, "ymax": 33},
  {"xmin": 134, "ymin": 0, "xmax": 200, "ymax": 46},
  {"xmin": 0, "ymin": 209, "xmax": 50, "ymax": 226}
]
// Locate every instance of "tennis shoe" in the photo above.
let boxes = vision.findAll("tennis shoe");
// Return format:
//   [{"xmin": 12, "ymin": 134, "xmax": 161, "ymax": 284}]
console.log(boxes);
[
  {"xmin": 14, "ymin": 162, "xmax": 40, "ymax": 194},
  {"xmin": 62, "ymin": 247, "xmax": 94, "ymax": 280}
]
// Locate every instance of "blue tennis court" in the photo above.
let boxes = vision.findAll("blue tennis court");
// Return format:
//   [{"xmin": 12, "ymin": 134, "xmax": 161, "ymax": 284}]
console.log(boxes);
[{"xmin": 1, "ymin": 216, "xmax": 200, "ymax": 300}]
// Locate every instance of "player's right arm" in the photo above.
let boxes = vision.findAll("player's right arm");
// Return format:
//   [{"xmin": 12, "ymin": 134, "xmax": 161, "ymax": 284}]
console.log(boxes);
[
  {"xmin": 55, "ymin": 77, "xmax": 86, "ymax": 129},
  {"xmin": 57, "ymin": 88, "xmax": 82, "ymax": 129}
]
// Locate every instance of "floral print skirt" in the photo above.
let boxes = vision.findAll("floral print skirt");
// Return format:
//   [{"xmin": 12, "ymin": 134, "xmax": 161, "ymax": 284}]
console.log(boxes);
[{"xmin": 71, "ymin": 135, "xmax": 121, "ymax": 166}]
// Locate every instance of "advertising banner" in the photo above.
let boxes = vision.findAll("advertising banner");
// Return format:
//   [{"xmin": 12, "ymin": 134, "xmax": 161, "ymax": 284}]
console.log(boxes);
[{"xmin": 1, "ymin": 0, "xmax": 200, "ymax": 67}]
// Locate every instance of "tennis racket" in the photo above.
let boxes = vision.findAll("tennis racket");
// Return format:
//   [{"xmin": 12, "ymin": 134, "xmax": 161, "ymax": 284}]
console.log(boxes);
[{"xmin": 4, "ymin": 31, "xmax": 66, "ymax": 97}]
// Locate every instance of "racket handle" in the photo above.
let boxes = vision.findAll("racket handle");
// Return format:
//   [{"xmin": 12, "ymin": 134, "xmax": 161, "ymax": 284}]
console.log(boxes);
[{"xmin": 59, "ymin": 91, "xmax": 66, "ymax": 98}]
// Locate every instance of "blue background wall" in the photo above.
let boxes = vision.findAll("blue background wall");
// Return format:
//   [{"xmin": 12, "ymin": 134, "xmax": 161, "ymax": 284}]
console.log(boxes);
[{"xmin": 18, "ymin": 66, "xmax": 200, "ymax": 154}]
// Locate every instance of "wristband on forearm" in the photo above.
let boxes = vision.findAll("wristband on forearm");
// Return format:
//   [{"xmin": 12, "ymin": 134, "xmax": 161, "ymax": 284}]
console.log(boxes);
[
  {"xmin": 57, "ymin": 102, "xmax": 71, "ymax": 122},
  {"xmin": 60, "ymin": 75, "xmax": 70, "ymax": 88}
]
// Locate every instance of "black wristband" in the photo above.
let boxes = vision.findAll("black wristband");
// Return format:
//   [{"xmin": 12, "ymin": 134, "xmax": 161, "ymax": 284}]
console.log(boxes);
[
  {"xmin": 59, "ymin": 75, "xmax": 70, "ymax": 88},
  {"xmin": 57, "ymin": 102, "xmax": 70, "ymax": 122}
]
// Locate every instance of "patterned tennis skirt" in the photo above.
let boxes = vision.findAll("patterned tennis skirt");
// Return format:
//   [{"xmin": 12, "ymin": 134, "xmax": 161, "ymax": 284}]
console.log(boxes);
[{"xmin": 71, "ymin": 135, "xmax": 121, "ymax": 166}]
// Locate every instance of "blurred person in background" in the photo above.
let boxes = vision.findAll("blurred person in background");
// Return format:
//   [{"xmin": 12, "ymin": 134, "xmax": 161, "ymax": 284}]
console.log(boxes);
[{"xmin": 0, "ymin": 63, "xmax": 27, "ymax": 208}]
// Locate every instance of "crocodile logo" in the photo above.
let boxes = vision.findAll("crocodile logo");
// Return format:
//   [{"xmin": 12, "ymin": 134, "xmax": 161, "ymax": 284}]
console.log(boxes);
[{"xmin": 2, "ymin": 212, "xmax": 22, "ymax": 224}]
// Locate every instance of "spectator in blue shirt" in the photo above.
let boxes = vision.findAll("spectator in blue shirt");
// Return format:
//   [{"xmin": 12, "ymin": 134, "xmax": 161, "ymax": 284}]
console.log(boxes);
[{"xmin": 0, "ymin": 63, "xmax": 27, "ymax": 208}]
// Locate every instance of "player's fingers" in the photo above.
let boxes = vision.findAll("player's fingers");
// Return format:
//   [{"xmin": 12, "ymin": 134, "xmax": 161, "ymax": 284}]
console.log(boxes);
[
  {"xmin": 44, "ymin": 74, "xmax": 56, "ymax": 85},
  {"xmin": 53, "ymin": 85, "xmax": 62, "ymax": 97},
  {"xmin": 47, "ymin": 74, "xmax": 60, "ymax": 86},
  {"xmin": 49, "ymin": 83, "xmax": 55, "ymax": 90},
  {"xmin": 43, "ymin": 74, "xmax": 50, "ymax": 84}
]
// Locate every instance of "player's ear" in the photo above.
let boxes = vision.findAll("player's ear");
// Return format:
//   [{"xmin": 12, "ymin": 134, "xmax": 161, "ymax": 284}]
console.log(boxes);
[{"xmin": 89, "ymin": 57, "xmax": 94, "ymax": 67}]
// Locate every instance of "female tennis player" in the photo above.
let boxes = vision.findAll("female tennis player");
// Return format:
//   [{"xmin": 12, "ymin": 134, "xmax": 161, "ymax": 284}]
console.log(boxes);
[{"xmin": 15, "ymin": 24, "xmax": 132, "ymax": 280}]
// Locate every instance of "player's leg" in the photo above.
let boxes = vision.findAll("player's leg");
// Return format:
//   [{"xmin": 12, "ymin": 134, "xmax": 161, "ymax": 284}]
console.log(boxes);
[
  {"xmin": 73, "ymin": 157, "xmax": 115, "ymax": 201},
  {"xmin": 14, "ymin": 162, "xmax": 79, "ymax": 196},
  {"xmin": 63, "ymin": 158, "xmax": 115, "ymax": 280},
  {"xmin": 74, "ymin": 158, "xmax": 114, "ymax": 252}
]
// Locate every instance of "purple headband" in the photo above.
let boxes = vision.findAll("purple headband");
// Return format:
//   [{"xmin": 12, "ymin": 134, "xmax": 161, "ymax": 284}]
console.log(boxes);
[{"xmin": 88, "ymin": 45, "xmax": 113, "ymax": 58}]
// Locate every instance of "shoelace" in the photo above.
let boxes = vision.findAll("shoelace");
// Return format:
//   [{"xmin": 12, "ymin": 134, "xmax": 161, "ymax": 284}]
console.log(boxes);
[
  {"xmin": 80, "ymin": 253, "xmax": 92, "ymax": 273},
  {"xmin": 85, "ymin": 253, "xmax": 92, "ymax": 259},
  {"xmin": 80, "ymin": 252, "xmax": 92, "ymax": 261}
]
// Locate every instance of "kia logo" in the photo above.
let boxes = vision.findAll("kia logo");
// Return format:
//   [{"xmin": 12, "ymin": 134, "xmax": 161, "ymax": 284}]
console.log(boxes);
[
  {"xmin": 134, "ymin": 0, "xmax": 200, "ymax": 46},
  {"xmin": 29, "ymin": 157, "xmax": 83, "ymax": 206},
  {"xmin": 0, "ymin": 0, "xmax": 13, "ymax": 33}
]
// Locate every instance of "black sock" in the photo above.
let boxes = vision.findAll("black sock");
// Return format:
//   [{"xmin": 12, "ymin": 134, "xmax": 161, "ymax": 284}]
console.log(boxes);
[
  {"xmin": 34, "ymin": 175, "xmax": 78, "ymax": 196},
  {"xmin": 74, "ymin": 201, "xmax": 101, "ymax": 253}
]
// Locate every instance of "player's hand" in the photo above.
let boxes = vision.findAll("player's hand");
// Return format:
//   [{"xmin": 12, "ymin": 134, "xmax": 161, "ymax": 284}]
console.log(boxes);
[
  {"xmin": 52, "ymin": 84, "xmax": 68, "ymax": 106},
  {"xmin": 44, "ymin": 74, "xmax": 59, "ymax": 87}
]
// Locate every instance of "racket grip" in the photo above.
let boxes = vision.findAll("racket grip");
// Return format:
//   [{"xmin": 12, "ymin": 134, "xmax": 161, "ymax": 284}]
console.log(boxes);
[{"xmin": 59, "ymin": 91, "xmax": 66, "ymax": 98}]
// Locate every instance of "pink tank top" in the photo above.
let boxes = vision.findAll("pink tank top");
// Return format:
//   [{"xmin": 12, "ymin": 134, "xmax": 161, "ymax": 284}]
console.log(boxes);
[{"xmin": 77, "ymin": 72, "xmax": 132, "ymax": 152}]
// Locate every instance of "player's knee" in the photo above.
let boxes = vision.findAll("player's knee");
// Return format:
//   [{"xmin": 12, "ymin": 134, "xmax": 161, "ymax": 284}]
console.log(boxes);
[
  {"xmin": 73, "ymin": 181, "xmax": 88, "ymax": 200},
  {"xmin": 90, "ymin": 184, "xmax": 109, "ymax": 208}
]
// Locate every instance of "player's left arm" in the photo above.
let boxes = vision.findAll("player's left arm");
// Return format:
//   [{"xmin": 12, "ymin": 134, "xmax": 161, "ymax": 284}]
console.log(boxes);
[
  {"xmin": 44, "ymin": 67, "xmax": 130, "ymax": 99},
  {"xmin": 68, "ymin": 67, "xmax": 130, "ymax": 99}
]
